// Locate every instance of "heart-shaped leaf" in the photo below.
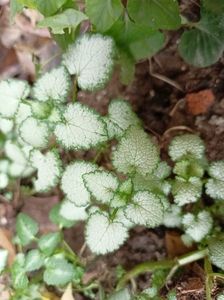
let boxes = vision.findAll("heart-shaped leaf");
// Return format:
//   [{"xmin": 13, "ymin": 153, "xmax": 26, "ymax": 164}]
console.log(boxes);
[
  {"xmin": 54, "ymin": 103, "xmax": 108, "ymax": 150},
  {"xmin": 179, "ymin": 11, "xmax": 224, "ymax": 67},
  {"xmin": 38, "ymin": 9, "xmax": 88, "ymax": 34},
  {"xmin": 86, "ymin": 0, "xmax": 123, "ymax": 32},
  {"xmin": 63, "ymin": 33, "xmax": 115, "ymax": 91},
  {"xmin": 86, "ymin": 212, "xmax": 129, "ymax": 254},
  {"xmin": 127, "ymin": 0, "xmax": 181, "ymax": 30}
]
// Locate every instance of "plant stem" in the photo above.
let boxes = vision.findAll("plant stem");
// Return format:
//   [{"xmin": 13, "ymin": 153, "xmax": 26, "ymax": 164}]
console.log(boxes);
[
  {"xmin": 92, "ymin": 145, "xmax": 108, "ymax": 164},
  {"xmin": 117, "ymin": 248, "xmax": 208, "ymax": 290},
  {"xmin": 177, "ymin": 249, "xmax": 208, "ymax": 266},
  {"xmin": 62, "ymin": 240, "xmax": 83, "ymax": 266},
  {"xmin": 204, "ymin": 257, "xmax": 213, "ymax": 300},
  {"xmin": 72, "ymin": 77, "xmax": 77, "ymax": 102},
  {"xmin": 117, "ymin": 260, "xmax": 174, "ymax": 290}
]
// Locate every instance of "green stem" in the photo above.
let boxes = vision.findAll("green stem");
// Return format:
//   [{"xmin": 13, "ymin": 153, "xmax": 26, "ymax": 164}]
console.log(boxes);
[
  {"xmin": 62, "ymin": 240, "xmax": 83, "ymax": 266},
  {"xmin": 117, "ymin": 248, "xmax": 208, "ymax": 290},
  {"xmin": 110, "ymin": 208, "xmax": 119, "ymax": 220},
  {"xmin": 177, "ymin": 249, "xmax": 208, "ymax": 266},
  {"xmin": 73, "ymin": 77, "xmax": 77, "ymax": 102},
  {"xmin": 117, "ymin": 260, "xmax": 174, "ymax": 290},
  {"xmin": 204, "ymin": 257, "xmax": 213, "ymax": 300},
  {"xmin": 92, "ymin": 145, "xmax": 108, "ymax": 164}
]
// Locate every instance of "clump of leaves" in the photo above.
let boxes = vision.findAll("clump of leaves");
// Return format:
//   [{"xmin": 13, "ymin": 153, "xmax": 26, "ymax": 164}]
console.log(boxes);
[
  {"xmin": 206, "ymin": 161, "xmax": 224, "ymax": 200},
  {"xmin": 1, "ymin": 9, "xmax": 224, "ymax": 297},
  {"xmin": 11, "ymin": 0, "xmax": 224, "ymax": 81},
  {"xmin": 7, "ymin": 212, "xmax": 87, "ymax": 299}
]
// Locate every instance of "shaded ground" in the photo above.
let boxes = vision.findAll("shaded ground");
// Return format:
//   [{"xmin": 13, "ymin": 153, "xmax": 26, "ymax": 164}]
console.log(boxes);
[{"xmin": 0, "ymin": 1, "xmax": 224, "ymax": 299}]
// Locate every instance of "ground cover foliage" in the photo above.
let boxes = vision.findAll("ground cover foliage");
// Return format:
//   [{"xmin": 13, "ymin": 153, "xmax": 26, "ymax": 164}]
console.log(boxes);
[{"xmin": 0, "ymin": 0, "xmax": 224, "ymax": 299}]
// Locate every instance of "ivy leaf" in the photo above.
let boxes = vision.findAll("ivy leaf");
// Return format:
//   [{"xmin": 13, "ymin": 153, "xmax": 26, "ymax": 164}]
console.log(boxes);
[
  {"xmin": 109, "ymin": 288, "xmax": 132, "ymax": 300},
  {"xmin": 86, "ymin": 212, "xmax": 129, "ymax": 254},
  {"xmin": 208, "ymin": 236, "xmax": 224, "ymax": 270},
  {"xmin": 107, "ymin": 17, "xmax": 164, "ymax": 64},
  {"xmin": 86, "ymin": 0, "xmax": 123, "ymax": 32},
  {"xmin": 208, "ymin": 161, "xmax": 224, "ymax": 181},
  {"xmin": 33, "ymin": 66, "xmax": 71, "ymax": 103},
  {"xmin": 30, "ymin": 101, "xmax": 52, "ymax": 120},
  {"xmin": 115, "ymin": 209, "xmax": 134, "ymax": 228},
  {"xmin": 179, "ymin": 10, "xmax": 224, "ymax": 67},
  {"xmin": 15, "ymin": 102, "xmax": 32, "ymax": 126},
  {"xmin": 18, "ymin": 0, "xmax": 67, "ymax": 16},
  {"xmin": 119, "ymin": 51, "xmax": 135, "ymax": 85},
  {"xmin": 0, "ymin": 249, "xmax": 8, "ymax": 273},
  {"xmin": 112, "ymin": 126, "xmax": 159, "ymax": 176},
  {"xmin": 111, "ymin": 179, "xmax": 133, "ymax": 208},
  {"xmin": 83, "ymin": 170, "xmax": 119, "ymax": 204},
  {"xmin": 4, "ymin": 141, "xmax": 25, "ymax": 164},
  {"xmin": 168, "ymin": 134, "xmax": 205, "ymax": 162},
  {"xmin": 106, "ymin": 17, "xmax": 156, "ymax": 45},
  {"xmin": 61, "ymin": 161, "xmax": 98, "ymax": 206},
  {"xmin": 35, "ymin": 0, "xmax": 67, "ymax": 16},
  {"xmin": 49, "ymin": 203, "xmax": 75, "ymax": 228},
  {"xmin": 0, "ymin": 79, "xmax": 30, "ymax": 118},
  {"xmin": 17, "ymin": 0, "xmax": 35, "ymax": 8},
  {"xmin": 0, "ymin": 118, "xmax": 13, "ymax": 134},
  {"xmin": 163, "ymin": 205, "xmax": 182, "ymax": 228},
  {"xmin": 129, "ymin": 31, "xmax": 165, "ymax": 60},
  {"xmin": 206, "ymin": 161, "xmax": 224, "ymax": 200},
  {"xmin": 172, "ymin": 177, "xmax": 202, "ymax": 206},
  {"xmin": 38, "ymin": 9, "xmax": 88, "ymax": 34},
  {"xmin": 0, "ymin": 173, "xmax": 8, "ymax": 189},
  {"xmin": 206, "ymin": 179, "xmax": 224, "ymax": 200},
  {"xmin": 133, "ymin": 172, "xmax": 171, "ymax": 198},
  {"xmin": 127, "ymin": 0, "xmax": 181, "ymax": 30},
  {"xmin": 25, "ymin": 249, "xmax": 44, "ymax": 272},
  {"xmin": 60, "ymin": 200, "xmax": 88, "ymax": 221},
  {"xmin": 124, "ymin": 191, "xmax": 164, "ymax": 227},
  {"xmin": 16, "ymin": 213, "xmax": 39, "ymax": 246},
  {"xmin": 173, "ymin": 159, "xmax": 205, "ymax": 179},
  {"xmin": 63, "ymin": 33, "xmax": 115, "ymax": 91},
  {"xmin": 203, "ymin": 0, "xmax": 224, "ymax": 14},
  {"xmin": 54, "ymin": 103, "xmax": 108, "ymax": 150},
  {"xmin": 44, "ymin": 256, "xmax": 75, "ymax": 286},
  {"xmin": 11, "ymin": 254, "xmax": 29, "ymax": 290},
  {"xmin": 153, "ymin": 161, "xmax": 171, "ymax": 180},
  {"xmin": 4, "ymin": 141, "xmax": 33, "ymax": 178},
  {"xmin": 105, "ymin": 99, "xmax": 141, "ymax": 139},
  {"xmin": 182, "ymin": 211, "xmax": 213, "ymax": 242},
  {"xmin": 19, "ymin": 117, "xmax": 50, "ymax": 148},
  {"xmin": 38, "ymin": 232, "xmax": 61, "ymax": 256},
  {"xmin": 30, "ymin": 150, "xmax": 62, "ymax": 192}
]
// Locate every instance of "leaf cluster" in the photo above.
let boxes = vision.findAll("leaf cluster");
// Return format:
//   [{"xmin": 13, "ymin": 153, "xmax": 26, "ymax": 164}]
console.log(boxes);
[{"xmin": 10, "ymin": 0, "xmax": 224, "ymax": 78}]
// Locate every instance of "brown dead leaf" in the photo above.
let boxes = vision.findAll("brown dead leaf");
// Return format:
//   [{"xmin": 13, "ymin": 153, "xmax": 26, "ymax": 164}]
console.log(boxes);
[
  {"xmin": 61, "ymin": 284, "xmax": 75, "ymax": 300},
  {"xmin": 0, "ymin": 45, "xmax": 19, "ymax": 80},
  {"xmin": 0, "ymin": 229, "xmax": 16, "ymax": 265},
  {"xmin": 15, "ymin": 48, "xmax": 35, "ymax": 80},
  {"xmin": 186, "ymin": 89, "xmax": 215, "ymax": 115},
  {"xmin": 165, "ymin": 231, "xmax": 194, "ymax": 258}
]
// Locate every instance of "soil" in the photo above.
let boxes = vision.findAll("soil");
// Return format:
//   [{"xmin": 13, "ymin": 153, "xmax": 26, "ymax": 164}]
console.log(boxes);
[{"xmin": 0, "ymin": 1, "xmax": 224, "ymax": 299}]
